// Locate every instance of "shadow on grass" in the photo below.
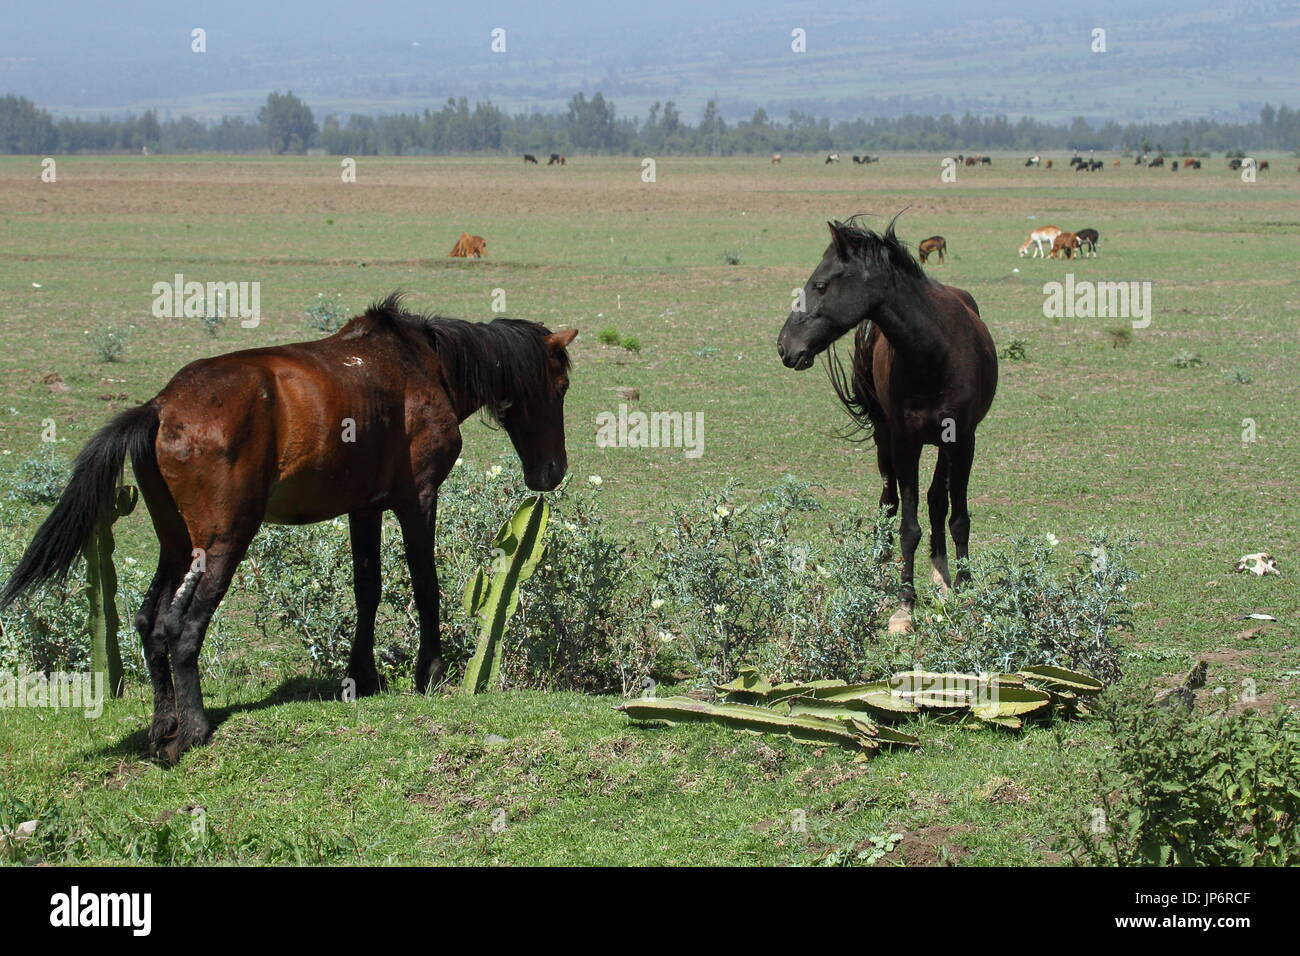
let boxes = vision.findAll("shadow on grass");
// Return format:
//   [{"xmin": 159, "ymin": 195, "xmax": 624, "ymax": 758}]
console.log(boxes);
[{"xmin": 88, "ymin": 675, "xmax": 349, "ymax": 766}]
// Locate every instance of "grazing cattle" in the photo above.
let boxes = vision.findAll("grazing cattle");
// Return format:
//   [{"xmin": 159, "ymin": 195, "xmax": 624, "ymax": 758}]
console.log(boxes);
[
  {"xmin": 1075, "ymin": 162, "xmax": 1090, "ymax": 173},
  {"xmin": 1070, "ymin": 155, "xmax": 1084, "ymax": 167},
  {"xmin": 1149, "ymin": 156, "xmax": 1164, "ymax": 167},
  {"xmin": 917, "ymin": 236, "xmax": 947, "ymax": 265},
  {"xmin": 1045, "ymin": 159, "xmax": 1053, "ymax": 168},
  {"xmin": 1019, "ymin": 225, "xmax": 1062, "ymax": 258},
  {"xmin": 1089, "ymin": 160, "xmax": 1103, "ymax": 171},
  {"xmin": 449, "ymin": 233, "xmax": 487, "ymax": 258},
  {"xmin": 1228, "ymin": 158, "xmax": 1243, "ymax": 170},
  {"xmin": 548, "ymin": 153, "xmax": 566, "ymax": 165},
  {"xmin": 965, "ymin": 156, "xmax": 978, "ymax": 167},
  {"xmin": 771, "ymin": 153, "xmax": 782, "ymax": 165},
  {"xmin": 1074, "ymin": 228, "xmax": 1100, "ymax": 257},
  {"xmin": 1049, "ymin": 232, "xmax": 1081, "ymax": 259},
  {"xmin": 1025, "ymin": 155, "xmax": 1040, "ymax": 167},
  {"xmin": 1190, "ymin": 160, "xmax": 1202, "ymax": 169},
  {"xmin": 980, "ymin": 156, "xmax": 992, "ymax": 166},
  {"xmin": 825, "ymin": 153, "xmax": 841, "ymax": 164},
  {"xmin": 523, "ymin": 154, "xmax": 538, "ymax": 164},
  {"xmin": 1171, "ymin": 161, "xmax": 1179, "ymax": 172},
  {"xmin": 0, "ymin": 292, "xmax": 578, "ymax": 761},
  {"xmin": 1113, "ymin": 159, "xmax": 1121, "ymax": 167},
  {"xmin": 1259, "ymin": 160, "xmax": 1270, "ymax": 171},
  {"xmin": 777, "ymin": 219, "xmax": 997, "ymax": 634}
]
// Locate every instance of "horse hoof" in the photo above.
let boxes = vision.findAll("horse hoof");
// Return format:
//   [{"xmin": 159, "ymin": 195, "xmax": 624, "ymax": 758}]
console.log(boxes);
[
  {"xmin": 930, "ymin": 558, "xmax": 952, "ymax": 594},
  {"xmin": 888, "ymin": 607, "xmax": 914, "ymax": 634}
]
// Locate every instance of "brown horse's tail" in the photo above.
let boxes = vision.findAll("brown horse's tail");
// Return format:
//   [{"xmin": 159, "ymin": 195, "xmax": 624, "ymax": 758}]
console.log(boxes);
[{"xmin": 1, "ymin": 403, "xmax": 158, "ymax": 606}]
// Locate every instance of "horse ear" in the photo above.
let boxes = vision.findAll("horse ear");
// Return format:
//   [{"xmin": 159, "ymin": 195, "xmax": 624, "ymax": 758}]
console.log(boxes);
[
  {"xmin": 546, "ymin": 329, "xmax": 578, "ymax": 351},
  {"xmin": 827, "ymin": 220, "xmax": 849, "ymax": 260}
]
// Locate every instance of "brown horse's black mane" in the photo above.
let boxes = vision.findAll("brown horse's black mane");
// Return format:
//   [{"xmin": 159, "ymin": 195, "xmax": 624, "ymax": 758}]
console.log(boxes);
[{"xmin": 365, "ymin": 291, "xmax": 568, "ymax": 421}]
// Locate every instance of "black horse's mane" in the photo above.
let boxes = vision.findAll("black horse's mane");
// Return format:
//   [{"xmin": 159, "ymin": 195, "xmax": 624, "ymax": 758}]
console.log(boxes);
[
  {"xmin": 830, "ymin": 213, "xmax": 926, "ymax": 282},
  {"xmin": 823, "ymin": 213, "xmax": 926, "ymax": 439},
  {"xmin": 364, "ymin": 291, "xmax": 567, "ymax": 421}
]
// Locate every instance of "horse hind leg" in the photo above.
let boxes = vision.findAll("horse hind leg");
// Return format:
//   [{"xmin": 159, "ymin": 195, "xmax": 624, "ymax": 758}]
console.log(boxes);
[
  {"xmin": 133, "ymin": 458, "xmax": 191, "ymax": 755},
  {"xmin": 927, "ymin": 448, "xmax": 952, "ymax": 594},
  {"xmin": 947, "ymin": 436, "xmax": 976, "ymax": 588},
  {"xmin": 158, "ymin": 515, "xmax": 260, "ymax": 764},
  {"xmin": 347, "ymin": 509, "xmax": 384, "ymax": 696},
  {"xmin": 888, "ymin": 436, "xmax": 922, "ymax": 635}
]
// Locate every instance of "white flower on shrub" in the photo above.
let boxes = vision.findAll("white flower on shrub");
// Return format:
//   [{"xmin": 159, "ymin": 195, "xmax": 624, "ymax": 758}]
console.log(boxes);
[
  {"xmin": 714, "ymin": 506, "xmax": 730, "ymax": 519},
  {"xmin": 487, "ymin": 464, "xmax": 503, "ymax": 478},
  {"xmin": 1045, "ymin": 533, "xmax": 1060, "ymax": 548},
  {"xmin": 588, "ymin": 475, "xmax": 603, "ymax": 486},
  {"xmin": 658, "ymin": 630, "xmax": 674, "ymax": 643},
  {"xmin": 713, "ymin": 604, "xmax": 727, "ymax": 615},
  {"xmin": 651, "ymin": 598, "xmax": 664, "ymax": 610},
  {"xmin": 454, "ymin": 457, "xmax": 463, "ymax": 467}
]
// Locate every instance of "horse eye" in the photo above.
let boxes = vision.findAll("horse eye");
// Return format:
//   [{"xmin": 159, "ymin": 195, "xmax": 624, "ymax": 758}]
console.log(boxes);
[{"xmin": 813, "ymin": 282, "xmax": 827, "ymax": 293}]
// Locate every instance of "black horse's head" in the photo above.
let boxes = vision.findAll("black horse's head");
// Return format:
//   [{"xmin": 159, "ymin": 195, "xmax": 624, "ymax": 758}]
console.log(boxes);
[{"xmin": 777, "ymin": 217, "xmax": 924, "ymax": 370}]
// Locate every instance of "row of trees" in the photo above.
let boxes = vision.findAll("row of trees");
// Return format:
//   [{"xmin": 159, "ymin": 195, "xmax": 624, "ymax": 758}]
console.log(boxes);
[{"xmin": 3, "ymin": 91, "xmax": 1299, "ymax": 156}]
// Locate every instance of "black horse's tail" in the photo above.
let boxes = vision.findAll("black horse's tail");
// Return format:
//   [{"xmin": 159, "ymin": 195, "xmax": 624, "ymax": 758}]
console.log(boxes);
[
  {"xmin": 825, "ymin": 326, "xmax": 877, "ymax": 441},
  {"xmin": 1, "ymin": 403, "xmax": 158, "ymax": 606}
]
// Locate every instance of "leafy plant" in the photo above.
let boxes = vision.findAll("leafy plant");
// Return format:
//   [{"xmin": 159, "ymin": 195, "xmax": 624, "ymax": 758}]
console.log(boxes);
[
  {"xmin": 999, "ymin": 338, "xmax": 1027, "ymax": 361},
  {"xmin": 1170, "ymin": 350, "xmax": 1204, "ymax": 368},
  {"xmin": 1223, "ymin": 368, "xmax": 1252, "ymax": 384},
  {"xmin": 1066, "ymin": 693, "xmax": 1300, "ymax": 866},
  {"xmin": 304, "ymin": 293, "xmax": 348, "ymax": 332},
  {"xmin": 597, "ymin": 326, "xmax": 621, "ymax": 346},
  {"xmin": 722, "ymin": 249, "xmax": 743, "ymax": 265},
  {"xmin": 90, "ymin": 325, "xmax": 128, "ymax": 363},
  {"xmin": 7, "ymin": 444, "xmax": 69, "ymax": 505},
  {"xmin": 620, "ymin": 335, "xmax": 641, "ymax": 353}
]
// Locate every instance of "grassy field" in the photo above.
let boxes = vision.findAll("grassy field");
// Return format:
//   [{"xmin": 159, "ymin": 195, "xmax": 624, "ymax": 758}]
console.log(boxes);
[{"xmin": 1, "ymin": 152, "xmax": 1297, "ymax": 865}]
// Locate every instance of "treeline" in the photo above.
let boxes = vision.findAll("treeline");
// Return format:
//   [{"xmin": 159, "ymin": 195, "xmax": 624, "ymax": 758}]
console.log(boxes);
[{"xmin": 3, "ymin": 91, "xmax": 1299, "ymax": 156}]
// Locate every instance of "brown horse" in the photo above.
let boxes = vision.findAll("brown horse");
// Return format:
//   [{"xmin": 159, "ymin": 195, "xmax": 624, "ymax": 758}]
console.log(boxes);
[
  {"xmin": 2, "ymin": 294, "xmax": 577, "ymax": 762},
  {"xmin": 917, "ymin": 236, "xmax": 946, "ymax": 265},
  {"xmin": 449, "ymin": 233, "xmax": 487, "ymax": 258},
  {"xmin": 777, "ymin": 219, "xmax": 997, "ymax": 633}
]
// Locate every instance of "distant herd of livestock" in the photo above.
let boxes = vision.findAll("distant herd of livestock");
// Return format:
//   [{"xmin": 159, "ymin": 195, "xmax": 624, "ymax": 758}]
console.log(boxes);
[{"xmin": 520, "ymin": 151, "xmax": 1283, "ymax": 172}]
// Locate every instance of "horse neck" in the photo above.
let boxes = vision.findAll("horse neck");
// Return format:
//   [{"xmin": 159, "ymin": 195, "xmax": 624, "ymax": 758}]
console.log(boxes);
[
  {"xmin": 431, "ymin": 348, "xmax": 502, "ymax": 424},
  {"xmin": 862, "ymin": 281, "xmax": 947, "ymax": 363}
]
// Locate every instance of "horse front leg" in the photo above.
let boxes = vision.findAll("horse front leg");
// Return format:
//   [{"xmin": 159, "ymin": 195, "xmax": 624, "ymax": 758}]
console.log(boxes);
[
  {"xmin": 889, "ymin": 437, "xmax": 922, "ymax": 634},
  {"xmin": 395, "ymin": 494, "xmax": 444, "ymax": 694},
  {"xmin": 347, "ymin": 509, "xmax": 384, "ymax": 696}
]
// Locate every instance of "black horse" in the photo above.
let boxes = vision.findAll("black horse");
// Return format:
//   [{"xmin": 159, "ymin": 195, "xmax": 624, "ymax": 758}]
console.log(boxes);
[{"xmin": 776, "ymin": 218, "xmax": 998, "ymax": 634}]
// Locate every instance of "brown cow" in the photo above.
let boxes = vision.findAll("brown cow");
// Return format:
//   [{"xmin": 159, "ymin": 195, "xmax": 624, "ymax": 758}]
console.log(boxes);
[
  {"xmin": 1049, "ymin": 232, "xmax": 1080, "ymax": 259},
  {"xmin": 449, "ymin": 233, "xmax": 487, "ymax": 258},
  {"xmin": 771, "ymin": 153, "xmax": 782, "ymax": 165}
]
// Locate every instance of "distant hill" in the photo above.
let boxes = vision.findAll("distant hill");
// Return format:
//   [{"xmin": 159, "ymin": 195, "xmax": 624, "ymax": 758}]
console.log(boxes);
[{"xmin": 1, "ymin": 0, "xmax": 1297, "ymax": 125}]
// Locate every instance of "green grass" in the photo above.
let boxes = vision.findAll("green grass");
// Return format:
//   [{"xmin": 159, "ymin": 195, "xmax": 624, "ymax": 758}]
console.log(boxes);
[{"xmin": 1, "ymin": 153, "xmax": 1297, "ymax": 865}]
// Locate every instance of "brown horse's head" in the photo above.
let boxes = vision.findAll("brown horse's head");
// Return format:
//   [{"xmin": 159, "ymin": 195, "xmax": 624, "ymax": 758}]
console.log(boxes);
[
  {"xmin": 498, "ymin": 327, "xmax": 578, "ymax": 491},
  {"xmin": 778, "ymin": 218, "xmax": 924, "ymax": 370}
]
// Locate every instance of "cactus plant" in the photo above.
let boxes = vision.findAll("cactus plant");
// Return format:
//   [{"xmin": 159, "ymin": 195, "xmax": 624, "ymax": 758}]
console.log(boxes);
[
  {"xmin": 619, "ymin": 665, "xmax": 1104, "ymax": 751},
  {"xmin": 86, "ymin": 484, "xmax": 137, "ymax": 698},
  {"xmin": 460, "ymin": 494, "xmax": 550, "ymax": 694}
]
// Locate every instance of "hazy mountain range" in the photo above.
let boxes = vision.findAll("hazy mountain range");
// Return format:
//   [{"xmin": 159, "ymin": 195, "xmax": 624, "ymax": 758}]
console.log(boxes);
[{"xmin": 3, "ymin": 0, "xmax": 1297, "ymax": 125}]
